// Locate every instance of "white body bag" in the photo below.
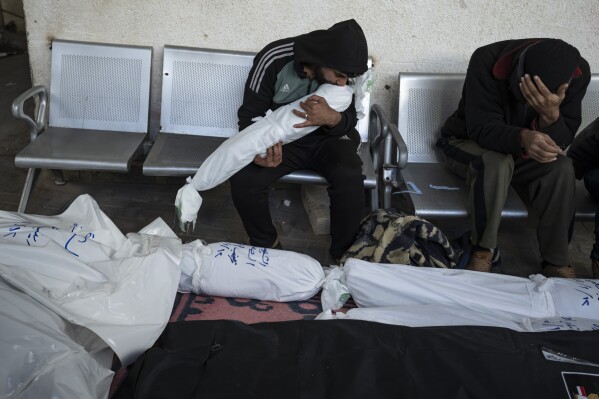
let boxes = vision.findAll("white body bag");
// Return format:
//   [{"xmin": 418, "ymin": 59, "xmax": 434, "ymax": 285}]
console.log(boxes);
[{"xmin": 0, "ymin": 195, "xmax": 182, "ymax": 366}]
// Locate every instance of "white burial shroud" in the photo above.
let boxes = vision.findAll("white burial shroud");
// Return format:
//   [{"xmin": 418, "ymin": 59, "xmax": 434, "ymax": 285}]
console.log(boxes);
[
  {"xmin": 319, "ymin": 258, "xmax": 599, "ymax": 331},
  {"xmin": 176, "ymin": 83, "xmax": 354, "ymax": 228},
  {"xmin": 178, "ymin": 240, "xmax": 326, "ymax": 302}
]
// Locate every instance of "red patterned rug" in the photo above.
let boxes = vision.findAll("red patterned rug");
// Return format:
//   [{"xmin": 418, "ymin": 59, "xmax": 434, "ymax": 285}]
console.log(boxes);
[
  {"xmin": 169, "ymin": 292, "xmax": 350, "ymax": 323},
  {"xmin": 108, "ymin": 292, "xmax": 356, "ymax": 397}
]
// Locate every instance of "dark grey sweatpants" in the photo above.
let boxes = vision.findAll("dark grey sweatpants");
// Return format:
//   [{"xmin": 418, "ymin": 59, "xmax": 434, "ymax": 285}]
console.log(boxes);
[{"xmin": 443, "ymin": 138, "xmax": 575, "ymax": 265}]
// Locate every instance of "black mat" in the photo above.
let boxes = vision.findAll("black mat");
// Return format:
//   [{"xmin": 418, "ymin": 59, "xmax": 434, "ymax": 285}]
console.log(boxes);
[{"xmin": 115, "ymin": 319, "xmax": 599, "ymax": 399}]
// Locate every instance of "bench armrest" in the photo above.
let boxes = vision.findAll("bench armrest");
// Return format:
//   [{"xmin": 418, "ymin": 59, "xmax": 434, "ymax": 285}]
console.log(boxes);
[
  {"xmin": 368, "ymin": 104, "xmax": 390, "ymax": 171},
  {"xmin": 368, "ymin": 104, "xmax": 408, "ymax": 170},
  {"xmin": 388, "ymin": 122, "xmax": 408, "ymax": 170},
  {"xmin": 11, "ymin": 85, "xmax": 48, "ymax": 142}
]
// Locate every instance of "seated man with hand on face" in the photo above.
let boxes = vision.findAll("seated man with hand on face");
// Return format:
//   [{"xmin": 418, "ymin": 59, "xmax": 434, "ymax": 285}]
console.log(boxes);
[{"xmin": 438, "ymin": 38, "xmax": 591, "ymax": 278}]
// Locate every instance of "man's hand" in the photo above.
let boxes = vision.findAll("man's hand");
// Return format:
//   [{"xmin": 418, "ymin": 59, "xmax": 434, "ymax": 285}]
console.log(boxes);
[
  {"xmin": 520, "ymin": 74, "xmax": 568, "ymax": 128},
  {"xmin": 292, "ymin": 95, "xmax": 341, "ymax": 128},
  {"xmin": 520, "ymin": 129, "xmax": 561, "ymax": 162},
  {"xmin": 253, "ymin": 142, "xmax": 283, "ymax": 168}
]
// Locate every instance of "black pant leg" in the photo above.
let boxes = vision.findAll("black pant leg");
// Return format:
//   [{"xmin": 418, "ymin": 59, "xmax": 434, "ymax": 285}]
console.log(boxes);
[
  {"xmin": 310, "ymin": 130, "xmax": 365, "ymax": 259},
  {"xmin": 229, "ymin": 142, "xmax": 308, "ymax": 248}
]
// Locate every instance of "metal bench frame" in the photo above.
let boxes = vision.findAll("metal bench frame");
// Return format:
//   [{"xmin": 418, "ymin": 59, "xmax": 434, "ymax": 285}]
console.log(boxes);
[
  {"xmin": 12, "ymin": 39, "xmax": 152, "ymax": 212},
  {"xmin": 143, "ymin": 45, "xmax": 380, "ymax": 211},
  {"xmin": 382, "ymin": 72, "xmax": 599, "ymax": 220}
]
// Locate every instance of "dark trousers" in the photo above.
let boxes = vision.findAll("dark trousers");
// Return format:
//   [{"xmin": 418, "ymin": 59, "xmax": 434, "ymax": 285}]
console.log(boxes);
[
  {"xmin": 442, "ymin": 138, "xmax": 575, "ymax": 265},
  {"xmin": 230, "ymin": 129, "xmax": 365, "ymax": 259},
  {"xmin": 584, "ymin": 167, "xmax": 599, "ymax": 260}
]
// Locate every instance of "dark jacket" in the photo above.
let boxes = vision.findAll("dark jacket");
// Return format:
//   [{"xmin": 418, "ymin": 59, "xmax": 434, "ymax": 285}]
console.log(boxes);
[
  {"xmin": 441, "ymin": 39, "xmax": 591, "ymax": 156},
  {"xmin": 237, "ymin": 19, "xmax": 368, "ymax": 135},
  {"xmin": 568, "ymin": 117, "xmax": 599, "ymax": 179}
]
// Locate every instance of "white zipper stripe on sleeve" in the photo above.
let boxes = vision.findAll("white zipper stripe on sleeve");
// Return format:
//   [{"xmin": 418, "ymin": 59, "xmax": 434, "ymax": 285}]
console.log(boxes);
[
  {"xmin": 253, "ymin": 51, "xmax": 295, "ymax": 94},
  {"xmin": 249, "ymin": 42, "xmax": 294, "ymax": 92}
]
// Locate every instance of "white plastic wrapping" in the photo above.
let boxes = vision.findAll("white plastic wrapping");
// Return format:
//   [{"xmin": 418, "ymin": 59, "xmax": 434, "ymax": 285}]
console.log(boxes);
[
  {"xmin": 176, "ymin": 83, "xmax": 354, "ymax": 228},
  {"xmin": 178, "ymin": 240, "xmax": 326, "ymax": 302},
  {"xmin": 353, "ymin": 68, "xmax": 373, "ymax": 120},
  {"xmin": 0, "ymin": 277, "xmax": 114, "ymax": 399},
  {"xmin": 321, "ymin": 258, "xmax": 599, "ymax": 325},
  {"xmin": 319, "ymin": 266, "xmax": 350, "ymax": 310},
  {"xmin": 0, "ymin": 195, "xmax": 183, "ymax": 366}
]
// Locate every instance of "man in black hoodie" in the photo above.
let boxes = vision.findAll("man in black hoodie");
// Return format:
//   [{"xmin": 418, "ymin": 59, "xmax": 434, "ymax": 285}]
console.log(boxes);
[
  {"xmin": 230, "ymin": 19, "xmax": 369, "ymax": 261},
  {"xmin": 438, "ymin": 39, "xmax": 590, "ymax": 278}
]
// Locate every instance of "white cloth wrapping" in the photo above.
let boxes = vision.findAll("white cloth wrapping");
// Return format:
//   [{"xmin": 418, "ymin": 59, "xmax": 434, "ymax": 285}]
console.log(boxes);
[
  {"xmin": 521, "ymin": 317, "xmax": 599, "ymax": 332},
  {"xmin": 0, "ymin": 278, "xmax": 114, "ymax": 399},
  {"xmin": 319, "ymin": 258, "xmax": 599, "ymax": 330},
  {"xmin": 176, "ymin": 83, "xmax": 354, "ymax": 228},
  {"xmin": 178, "ymin": 240, "xmax": 326, "ymax": 302},
  {"xmin": 316, "ymin": 305, "xmax": 528, "ymax": 331},
  {"xmin": 316, "ymin": 307, "xmax": 599, "ymax": 332},
  {"xmin": 0, "ymin": 195, "xmax": 183, "ymax": 366}
]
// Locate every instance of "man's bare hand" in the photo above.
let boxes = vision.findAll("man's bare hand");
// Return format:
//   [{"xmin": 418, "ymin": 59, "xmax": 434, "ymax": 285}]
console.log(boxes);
[
  {"xmin": 254, "ymin": 142, "xmax": 282, "ymax": 167},
  {"xmin": 292, "ymin": 95, "xmax": 341, "ymax": 128},
  {"xmin": 520, "ymin": 74, "xmax": 568, "ymax": 127},
  {"xmin": 520, "ymin": 129, "xmax": 561, "ymax": 162}
]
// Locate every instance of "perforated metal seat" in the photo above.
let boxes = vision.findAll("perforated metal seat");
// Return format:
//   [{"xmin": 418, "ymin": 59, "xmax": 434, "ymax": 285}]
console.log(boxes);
[
  {"xmin": 12, "ymin": 40, "xmax": 152, "ymax": 212},
  {"xmin": 384, "ymin": 72, "xmax": 599, "ymax": 220},
  {"xmin": 143, "ymin": 46, "xmax": 378, "ymax": 210},
  {"xmin": 15, "ymin": 127, "xmax": 145, "ymax": 171}
]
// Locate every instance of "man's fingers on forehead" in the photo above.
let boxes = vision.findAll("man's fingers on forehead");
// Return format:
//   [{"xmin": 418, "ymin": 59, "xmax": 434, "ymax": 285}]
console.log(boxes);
[
  {"xmin": 532, "ymin": 75, "xmax": 552, "ymax": 92},
  {"xmin": 523, "ymin": 75, "xmax": 537, "ymax": 87}
]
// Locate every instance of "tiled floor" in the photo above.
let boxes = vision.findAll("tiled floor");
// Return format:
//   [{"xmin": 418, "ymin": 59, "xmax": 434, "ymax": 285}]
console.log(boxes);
[{"xmin": 1, "ymin": 52, "xmax": 596, "ymax": 276}]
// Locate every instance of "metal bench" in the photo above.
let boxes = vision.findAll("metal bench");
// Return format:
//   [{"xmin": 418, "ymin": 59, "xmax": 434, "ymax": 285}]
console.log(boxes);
[
  {"xmin": 12, "ymin": 39, "xmax": 152, "ymax": 212},
  {"xmin": 381, "ymin": 72, "xmax": 598, "ymax": 220},
  {"xmin": 142, "ymin": 45, "xmax": 380, "ymax": 211}
]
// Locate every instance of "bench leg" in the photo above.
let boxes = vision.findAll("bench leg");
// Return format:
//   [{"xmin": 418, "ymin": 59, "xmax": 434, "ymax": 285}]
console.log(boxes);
[
  {"xmin": 370, "ymin": 187, "xmax": 379, "ymax": 212},
  {"xmin": 18, "ymin": 167, "xmax": 40, "ymax": 213},
  {"xmin": 382, "ymin": 164, "xmax": 398, "ymax": 210},
  {"xmin": 383, "ymin": 185, "xmax": 393, "ymax": 209}
]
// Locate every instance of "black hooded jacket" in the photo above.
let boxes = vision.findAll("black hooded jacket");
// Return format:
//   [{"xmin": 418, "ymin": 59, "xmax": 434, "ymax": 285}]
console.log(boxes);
[
  {"xmin": 237, "ymin": 19, "xmax": 368, "ymax": 135},
  {"xmin": 567, "ymin": 117, "xmax": 599, "ymax": 179},
  {"xmin": 440, "ymin": 39, "xmax": 591, "ymax": 156}
]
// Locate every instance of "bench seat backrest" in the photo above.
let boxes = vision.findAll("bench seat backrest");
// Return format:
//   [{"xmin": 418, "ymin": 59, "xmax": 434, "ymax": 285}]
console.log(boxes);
[
  {"xmin": 49, "ymin": 40, "xmax": 152, "ymax": 133},
  {"xmin": 160, "ymin": 45, "xmax": 371, "ymax": 141},
  {"xmin": 582, "ymin": 75, "xmax": 599, "ymax": 129},
  {"xmin": 398, "ymin": 73, "xmax": 599, "ymax": 165},
  {"xmin": 398, "ymin": 73, "xmax": 465, "ymax": 164}
]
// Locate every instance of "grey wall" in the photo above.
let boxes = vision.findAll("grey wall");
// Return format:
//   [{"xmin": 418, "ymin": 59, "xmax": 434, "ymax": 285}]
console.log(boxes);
[{"xmin": 22, "ymin": 0, "xmax": 599, "ymax": 137}]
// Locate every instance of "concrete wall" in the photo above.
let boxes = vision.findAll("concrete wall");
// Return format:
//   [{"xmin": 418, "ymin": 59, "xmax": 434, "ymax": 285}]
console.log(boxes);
[{"xmin": 22, "ymin": 0, "xmax": 599, "ymax": 138}]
